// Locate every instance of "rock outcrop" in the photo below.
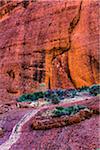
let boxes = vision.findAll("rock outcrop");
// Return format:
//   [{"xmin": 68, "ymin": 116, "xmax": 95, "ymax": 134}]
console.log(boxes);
[
  {"xmin": 32, "ymin": 109, "xmax": 92, "ymax": 130},
  {"xmin": 0, "ymin": 0, "xmax": 99, "ymax": 102},
  {"xmin": 32, "ymin": 96, "xmax": 99, "ymax": 130}
]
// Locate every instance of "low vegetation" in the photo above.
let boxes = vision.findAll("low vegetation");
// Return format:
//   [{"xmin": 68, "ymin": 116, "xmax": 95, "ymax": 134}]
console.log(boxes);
[
  {"xmin": 17, "ymin": 84, "xmax": 100, "ymax": 103},
  {"xmin": 89, "ymin": 84, "xmax": 100, "ymax": 96},
  {"xmin": 17, "ymin": 92, "xmax": 44, "ymax": 102},
  {"xmin": 52, "ymin": 105, "xmax": 87, "ymax": 117},
  {"xmin": 77, "ymin": 86, "xmax": 89, "ymax": 92}
]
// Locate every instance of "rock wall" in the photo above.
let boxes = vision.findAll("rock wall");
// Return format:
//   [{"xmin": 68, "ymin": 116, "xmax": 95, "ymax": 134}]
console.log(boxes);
[{"xmin": 0, "ymin": 0, "xmax": 99, "ymax": 102}]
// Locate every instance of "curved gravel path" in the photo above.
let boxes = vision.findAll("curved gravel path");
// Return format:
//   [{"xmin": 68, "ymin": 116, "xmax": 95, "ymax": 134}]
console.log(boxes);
[{"xmin": 0, "ymin": 109, "xmax": 39, "ymax": 150}]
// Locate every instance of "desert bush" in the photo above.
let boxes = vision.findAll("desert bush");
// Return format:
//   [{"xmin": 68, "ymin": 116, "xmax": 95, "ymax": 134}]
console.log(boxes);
[
  {"xmin": 89, "ymin": 84, "xmax": 100, "ymax": 96},
  {"xmin": 77, "ymin": 86, "xmax": 89, "ymax": 92},
  {"xmin": 51, "ymin": 93, "xmax": 60, "ymax": 104},
  {"xmin": 44, "ymin": 90, "xmax": 61, "ymax": 103},
  {"xmin": 70, "ymin": 89, "xmax": 77, "ymax": 98},
  {"xmin": 53, "ymin": 105, "xmax": 86, "ymax": 117},
  {"xmin": 17, "ymin": 91, "xmax": 44, "ymax": 102}
]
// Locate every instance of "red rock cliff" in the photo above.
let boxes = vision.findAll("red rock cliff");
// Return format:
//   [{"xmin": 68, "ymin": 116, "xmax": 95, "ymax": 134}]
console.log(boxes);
[{"xmin": 0, "ymin": 0, "xmax": 99, "ymax": 102}]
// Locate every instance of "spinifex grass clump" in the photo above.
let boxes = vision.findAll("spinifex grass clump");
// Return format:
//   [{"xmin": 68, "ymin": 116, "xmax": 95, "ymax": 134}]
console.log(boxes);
[{"xmin": 52, "ymin": 105, "xmax": 87, "ymax": 117}]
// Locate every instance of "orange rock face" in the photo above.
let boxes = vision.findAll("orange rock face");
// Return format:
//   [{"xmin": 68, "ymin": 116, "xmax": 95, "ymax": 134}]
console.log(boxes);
[{"xmin": 0, "ymin": 0, "xmax": 99, "ymax": 102}]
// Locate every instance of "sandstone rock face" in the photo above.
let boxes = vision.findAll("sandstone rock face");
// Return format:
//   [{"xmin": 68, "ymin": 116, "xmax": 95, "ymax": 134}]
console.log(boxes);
[{"xmin": 0, "ymin": 0, "xmax": 99, "ymax": 102}]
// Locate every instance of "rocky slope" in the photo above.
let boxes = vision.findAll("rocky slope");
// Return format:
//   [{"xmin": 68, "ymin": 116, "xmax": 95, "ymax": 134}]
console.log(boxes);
[{"xmin": 0, "ymin": 0, "xmax": 99, "ymax": 102}]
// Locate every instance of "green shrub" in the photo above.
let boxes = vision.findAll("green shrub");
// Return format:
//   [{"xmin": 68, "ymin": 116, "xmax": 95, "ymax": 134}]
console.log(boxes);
[
  {"xmin": 70, "ymin": 89, "xmax": 77, "ymax": 97},
  {"xmin": 51, "ymin": 93, "xmax": 60, "ymax": 104},
  {"xmin": 78, "ymin": 86, "xmax": 89, "ymax": 92},
  {"xmin": 89, "ymin": 84, "xmax": 100, "ymax": 96},
  {"xmin": 17, "ymin": 91, "xmax": 44, "ymax": 102},
  {"xmin": 18, "ymin": 94, "xmax": 35, "ymax": 102},
  {"xmin": 56, "ymin": 106, "xmax": 64, "ymax": 110},
  {"xmin": 53, "ymin": 105, "xmax": 86, "ymax": 117},
  {"xmin": 34, "ymin": 92, "xmax": 44, "ymax": 99}
]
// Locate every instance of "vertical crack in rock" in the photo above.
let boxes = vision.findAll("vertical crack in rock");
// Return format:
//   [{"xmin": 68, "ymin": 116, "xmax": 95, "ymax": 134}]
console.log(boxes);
[
  {"xmin": 33, "ymin": 62, "xmax": 38, "ymax": 82},
  {"xmin": 38, "ymin": 50, "xmax": 46, "ymax": 83},
  {"xmin": 33, "ymin": 50, "xmax": 46, "ymax": 83},
  {"xmin": 67, "ymin": 0, "xmax": 83, "ymax": 88},
  {"xmin": 45, "ymin": 1, "xmax": 83, "ymax": 88},
  {"xmin": 51, "ymin": 0, "xmax": 83, "ymax": 61},
  {"xmin": 21, "ymin": 35, "xmax": 26, "ymax": 93},
  {"xmin": 48, "ymin": 77, "xmax": 51, "ymax": 89},
  {"xmin": 68, "ymin": 1, "xmax": 82, "ymax": 34}
]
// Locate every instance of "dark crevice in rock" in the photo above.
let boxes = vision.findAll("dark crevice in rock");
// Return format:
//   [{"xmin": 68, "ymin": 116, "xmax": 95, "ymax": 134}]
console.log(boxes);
[
  {"xmin": 22, "ymin": 41, "xmax": 26, "ymax": 45},
  {"xmin": 68, "ymin": 1, "xmax": 82, "ymax": 34},
  {"xmin": 7, "ymin": 70, "xmax": 15, "ymax": 79},
  {"xmin": 21, "ymin": 63, "xmax": 29, "ymax": 70},
  {"xmin": 39, "ymin": 70, "xmax": 43, "ymax": 83},
  {"xmin": 66, "ymin": 60, "xmax": 76, "ymax": 88},
  {"xmin": 22, "ymin": 0, "xmax": 29, "ymax": 9},
  {"xmin": 32, "ymin": 49, "xmax": 45, "ymax": 83},
  {"xmin": 7, "ymin": 88, "xmax": 18, "ymax": 94},
  {"xmin": 33, "ymin": 64, "xmax": 38, "ymax": 81},
  {"xmin": 48, "ymin": 77, "xmax": 51, "ymax": 89},
  {"xmin": 33, "ymin": 51, "xmax": 44, "ymax": 53}
]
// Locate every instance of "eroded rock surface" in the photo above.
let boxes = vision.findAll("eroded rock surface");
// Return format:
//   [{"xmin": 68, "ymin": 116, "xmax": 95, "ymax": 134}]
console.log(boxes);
[{"xmin": 0, "ymin": 0, "xmax": 99, "ymax": 102}]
